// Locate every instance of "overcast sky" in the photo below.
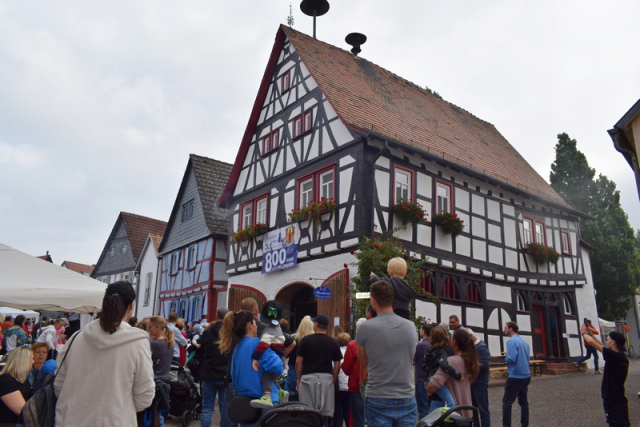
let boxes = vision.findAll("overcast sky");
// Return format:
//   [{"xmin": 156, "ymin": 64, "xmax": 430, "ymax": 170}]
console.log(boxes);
[{"xmin": 1, "ymin": 1, "xmax": 639, "ymax": 265}]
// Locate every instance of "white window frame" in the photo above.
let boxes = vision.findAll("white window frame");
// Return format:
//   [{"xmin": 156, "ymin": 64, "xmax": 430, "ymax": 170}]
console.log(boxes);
[
  {"xmin": 187, "ymin": 245, "xmax": 197, "ymax": 270},
  {"xmin": 179, "ymin": 298, "xmax": 189, "ymax": 321},
  {"xmin": 394, "ymin": 167, "xmax": 412, "ymax": 204},
  {"xmin": 517, "ymin": 293, "xmax": 527, "ymax": 312},
  {"xmin": 241, "ymin": 203, "xmax": 252, "ymax": 229},
  {"xmin": 143, "ymin": 273, "xmax": 152, "ymax": 306},
  {"xmin": 523, "ymin": 216, "xmax": 546, "ymax": 246},
  {"xmin": 191, "ymin": 294, "xmax": 202, "ymax": 321},
  {"xmin": 300, "ymin": 178, "xmax": 313, "ymax": 207},
  {"xmin": 436, "ymin": 182, "xmax": 451, "ymax": 215},
  {"xmin": 523, "ymin": 218, "xmax": 534, "ymax": 245},
  {"xmin": 320, "ymin": 170, "xmax": 334, "ymax": 200},
  {"xmin": 256, "ymin": 198, "xmax": 268, "ymax": 225},
  {"xmin": 563, "ymin": 295, "xmax": 573, "ymax": 315},
  {"xmin": 561, "ymin": 231, "xmax": 571, "ymax": 255},
  {"xmin": 169, "ymin": 252, "xmax": 180, "ymax": 275}
]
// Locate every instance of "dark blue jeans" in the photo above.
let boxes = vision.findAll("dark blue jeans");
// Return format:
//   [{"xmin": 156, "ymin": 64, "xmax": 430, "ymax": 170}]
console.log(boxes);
[
  {"xmin": 334, "ymin": 390, "xmax": 350, "ymax": 427},
  {"xmin": 577, "ymin": 344, "xmax": 599, "ymax": 371},
  {"xmin": 471, "ymin": 381, "xmax": 490, "ymax": 427},
  {"xmin": 365, "ymin": 396, "xmax": 417, "ymax": 427},
  {"xmin": 415, "ymin": 382, "xmax": 430, "ymax": 420},
  {"xmin": 201, "ymin": 381, "xmax": 226, "ymax": 427},
  {"xmin": 348, "ymin": 391, "xmax": 365, "ymax": 427},
  {"xmin": 284, "ymin": 364, "xmax": 299, "ymax": 401},
  {"xmin": 222, "ymin": 382, "xmax": 238, "ymax": 427},
  {"xmin": 502, "ymin": 377, "xmax": 530, "ymax": 427}
]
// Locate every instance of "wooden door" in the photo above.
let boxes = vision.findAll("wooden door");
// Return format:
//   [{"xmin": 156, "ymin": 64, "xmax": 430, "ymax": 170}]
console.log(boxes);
[
  {"xmin": 228, "ymin": 285, "xmax": 266, "ymax": 312},
  {"xmin": 316, "ymin": 270, "xmax": 349, "ymax": 335},
  {"xmin": 532, "ymin": 304, "xmax": 547, "ymax": 356}
]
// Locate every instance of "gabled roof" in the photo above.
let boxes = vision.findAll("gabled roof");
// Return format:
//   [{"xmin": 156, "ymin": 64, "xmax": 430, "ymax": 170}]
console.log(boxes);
[
  {"xmin": 158, "ymin": 155, "xmax": 233, "ymax": 253},
  {"xmin": 61, "ymin": 261, "xmax": 95, "ymax": 276},
  {"xmin": 120, "ymin": 212, "xmax": 167, "ymax": 262},
  {"xmin": 37, "ymin": 251, "xmax": 53, "ymax": 263},
  {"xmin": 220, "ymin": 25, "xmax": 568, "ymax": 207}
]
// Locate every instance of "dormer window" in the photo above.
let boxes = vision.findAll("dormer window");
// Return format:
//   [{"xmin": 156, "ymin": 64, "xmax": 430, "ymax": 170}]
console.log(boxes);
[
  {"xmin": 281, "ymin": 70, "xmax": 291, "ymax": 92},
  {"xmin": 182, "ymin": 200, "xmax": 194, "ymax": 222},
  {"xmin": 292, "ymin": 109, "xmax": 313, "ymax": 138}
]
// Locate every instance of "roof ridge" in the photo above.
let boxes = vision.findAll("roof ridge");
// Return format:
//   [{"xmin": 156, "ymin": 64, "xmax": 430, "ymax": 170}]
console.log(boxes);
[{"xmin": 282, "ymin": 25, "xmax": 497, "ymax": 129}]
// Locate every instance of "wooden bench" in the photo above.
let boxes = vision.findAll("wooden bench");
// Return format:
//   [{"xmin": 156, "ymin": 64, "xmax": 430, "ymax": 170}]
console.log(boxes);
[{"xmin": 529, "ymin": 359, "xmax": 544, "ymax": 377}]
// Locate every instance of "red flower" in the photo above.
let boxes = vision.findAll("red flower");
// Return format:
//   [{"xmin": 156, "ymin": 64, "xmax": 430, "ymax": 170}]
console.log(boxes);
[
  {"xmin": 350, "ymin": 249, "xmax": 355, "ymax": 254},
  {"xmin": 374, "ymin": 244, "xmax": 380, "ymax": 248},
  {"xmin": 343, "ymin": 263, "xmax": 348, "ymax": 268}
]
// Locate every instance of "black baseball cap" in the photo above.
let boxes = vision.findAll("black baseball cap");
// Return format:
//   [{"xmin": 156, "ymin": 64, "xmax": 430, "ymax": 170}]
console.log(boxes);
[
  {"xmin": 608, "ymin": 331, "xmax": 626, "ymax": 351},
  {"xmin": 313, "ymin": 314, "xmax": 329, "ymax": 327},
  {"xmin": 260, "ymin": 300, "xmax": 283, "ymax": 326}
]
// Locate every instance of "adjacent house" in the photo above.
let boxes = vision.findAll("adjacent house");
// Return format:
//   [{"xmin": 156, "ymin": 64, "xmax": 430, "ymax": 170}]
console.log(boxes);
[
  {"xmin": 61, "ymin": 261, "xmax": 95, "ymax": 276},
  {"xmin": 609, "ymin": 97, "xmax": 640, "ymax": 199},
  {"xmin": 218, "ymin": 25, "xmax": 599, "ymax": 363},
  {"xmin": 133, "ymin": 233, "xmax": 163, "ymax": 319},
  {"xmin": 157, "ymin": 155, "xmax": 233, "ymax": 323},
  {"xmin": 92, "ymin": 212, "xmax": 167, "ymax": 288}
]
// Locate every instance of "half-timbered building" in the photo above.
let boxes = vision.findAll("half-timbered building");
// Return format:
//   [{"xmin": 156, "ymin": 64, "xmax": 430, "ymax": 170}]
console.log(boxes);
[
  {"xmin": 92, "ymin": 212, "xmax": 167, "ymax": 286},
  {"xmin": 157, "ymin": 155, "xmax": 232, "ymax": 323},
  {"xmin": 219, "ymin": 25, "xmax": 599, "ymax": 363}
]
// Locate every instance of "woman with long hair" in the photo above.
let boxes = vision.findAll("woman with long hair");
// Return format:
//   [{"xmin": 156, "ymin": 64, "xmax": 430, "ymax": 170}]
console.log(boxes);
[
  {"xmin": 54, "ymin": 281, "xmax": 155, "ymax": 426},
  {"xmin": 0, "ymin": 347, "xmax": 33, "ymax": 424},
  {"xmin": 218, "ymin": 311, "xmax": 283, "ymax": 426},
  {"xmin": 284, "ymin": 316, "xmax": 314, "ymax": 401},
  {"xmin": 147, "ymin": 316, "xmax": 175, "ymax": 382},
  {"xmin": 426, "ymin": 328, "xmax": 479, "ymax": 417}
]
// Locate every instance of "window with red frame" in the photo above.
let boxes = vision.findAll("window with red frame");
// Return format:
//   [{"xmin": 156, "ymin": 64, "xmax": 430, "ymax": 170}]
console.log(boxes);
[
  {"xmin": 296, "ymin": 165, "xmax": 335, "ymax": 208},
  {"xmin": 420, "ymin": 275, "xmax": 435, "ymax": 294},
  {"xmin": 465, "ymin": 281, "xmax": 481, "ymax": 303},
  {"xmin": 262, "ymin": 129, "xmax": 280, "ymax": 155},
  {"xmin": 240, "ymin": 195, "xmax": 269, "ymax": 229},
  {"xmin": 522, "ymin": 216, "xmax": 546, "ymax": 246},
  {"xmin": 441, "ymin": 276, "xmax": 459, "ymax": 299},
  {"xmin": 393, "ymin": 166, "xmax": 413, "ymax": 203},
  {"xmin": 435, "ymin": 180, "xmax": 453, "ymax": 215},
  {"xmin": 560, "ymin": 230, "xmax": 571, "ymax": 255},
  {"xmin": 280, "ymin": 70, "xmax": 290, "ymax": 93},
  {"xmin": 292, "ymin": 109, "xmax": 313, "ymax": 138}
]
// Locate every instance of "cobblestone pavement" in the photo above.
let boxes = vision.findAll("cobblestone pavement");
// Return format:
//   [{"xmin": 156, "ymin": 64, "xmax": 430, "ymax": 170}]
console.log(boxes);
[{"xmin": 167, "ymin": 360, "xmax": 640, "ymax": 426}]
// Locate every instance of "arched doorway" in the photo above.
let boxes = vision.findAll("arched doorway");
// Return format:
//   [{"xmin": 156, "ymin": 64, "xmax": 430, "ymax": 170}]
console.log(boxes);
[{"xmin": 276, "ymin": 282, "xmax": 316, "ymax": 332}]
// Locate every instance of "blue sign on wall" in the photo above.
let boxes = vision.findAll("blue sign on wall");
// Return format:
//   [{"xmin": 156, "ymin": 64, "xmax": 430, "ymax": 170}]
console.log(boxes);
[
  {"xmin": 314, "ymin": 286, "xmax": 332, "ymax": 299},
  {"xmin": 261, "ymin": 223, "xmax": 299, "ymax": 274}
]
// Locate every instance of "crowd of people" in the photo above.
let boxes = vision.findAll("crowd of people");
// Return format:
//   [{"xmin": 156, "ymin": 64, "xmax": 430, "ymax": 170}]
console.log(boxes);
[{"xmin": 0, "ymin": 255, "xmax": 633, "ymax": 427}]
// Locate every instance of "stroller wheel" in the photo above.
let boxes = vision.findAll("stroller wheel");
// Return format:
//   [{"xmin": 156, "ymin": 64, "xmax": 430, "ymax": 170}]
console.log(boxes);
[
  {"xmin": 180, "ymin": 409, "xmax": 193, "ymax": 427},
  {"xmin": 192, "ymin": 409, "xmax": 201, "ymax": 420}
]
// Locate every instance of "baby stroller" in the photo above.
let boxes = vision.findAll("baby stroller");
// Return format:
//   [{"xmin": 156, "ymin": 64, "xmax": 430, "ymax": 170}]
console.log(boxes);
[
  {"xmin": 169, "ymin": 361, "xmax": 202, "ymax": 426},
  {"xmin": 417, "ymin": 405, "xmax": 479, "ymax": 427},
  {"xmin": 258, "ymin": 402, "xmax": 324, "ymax": 427}
]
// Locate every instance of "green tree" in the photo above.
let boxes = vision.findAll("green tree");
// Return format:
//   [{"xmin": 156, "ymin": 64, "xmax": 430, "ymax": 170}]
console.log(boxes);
[{"xmin": 550, "ymin": 134, "xmax": 640, "ymax": 319}]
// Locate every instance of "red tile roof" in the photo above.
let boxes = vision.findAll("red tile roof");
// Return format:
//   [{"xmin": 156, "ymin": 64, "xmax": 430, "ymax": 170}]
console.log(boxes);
[
  {"xmin": 62, "ymin": 261, "xmax": 95, "ymax": 276},
  {"xmin": 120, "ymin": 212, "xmax": 167, "ymax": 263},
  {"xmin": 280, "ymin": 26, "xmax": 568, "ymax": 206}
]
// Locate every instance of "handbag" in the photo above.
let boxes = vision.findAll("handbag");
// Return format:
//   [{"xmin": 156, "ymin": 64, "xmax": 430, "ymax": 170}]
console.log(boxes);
[{"xmin": 227, "ymin": 395, "xmax": 262, "ymax": 424}]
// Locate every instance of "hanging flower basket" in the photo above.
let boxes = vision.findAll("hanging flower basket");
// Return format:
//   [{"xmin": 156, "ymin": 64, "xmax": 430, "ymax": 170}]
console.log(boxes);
[
  {"xmin": 392, "ymin": 199, "xmax": 428, "ymax": 226},
  {"xmin": 433, "ymin": 212, "xmax": 464, "ymax": 237},
  {"xmin": 526, "ymin": 243, "xmax": 559, "ymax": 265},
  {"xmin": 287, "ymin": 198, "xmax": 337, "ymax": 224},
  {"xmin": 232, "ymin": 223, "xmax": 268, "ymax": 242}
]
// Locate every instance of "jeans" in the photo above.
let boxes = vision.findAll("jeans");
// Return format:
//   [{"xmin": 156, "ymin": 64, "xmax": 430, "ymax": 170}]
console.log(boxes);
[
  {"xmin": 222, "ymin": 382, "xmax": 238, "ymax": 427},
  {"xmin": 349, "ymin": 391, "xmax": 365, "ymax": 427},
  {"xmin": 201, "ymin": 381, "xmax": 226, "ymax": 427},
  {"xmin": 427, "ymin": 385, "xmax": 456, "ymax": 413},
  {"xmin": 415, "ymin": 382, "xmax": 430, "ymax": 420},
  {"xmin": 284, "ymin": 364, "xmax": 299, "ymax": 401},
  {"xmin": 365, "ymin": 396, "xmax": 417, "ymax": 427},
  {"xmin": 502, "ymin": 377, "xmax": 530, "ymax": 427},
  {"xmin": 471, "ymin": 381, "xmax": 490, "ymax": 427},
  {"xmin": 577, "ymin": 344, "xmax": 599, "ymax": 371},
  {"xmin": 334, "ymin": 390, "xmax": 350, "ymax": 427}
]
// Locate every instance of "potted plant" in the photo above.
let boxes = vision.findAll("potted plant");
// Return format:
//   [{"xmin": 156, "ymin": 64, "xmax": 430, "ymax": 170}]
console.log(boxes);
[
  {"xmin": 525, "ymin": 243, "xmax": 559, "ymax": 265},
  {"xmin": 287, "ymin": 198, "xmax": 337, "ymax": 230},
  {"xmin": 392, "ymin": 199, "xmax": 428, "ymax": 226},
  {"xmin": 232, "ymin": 223, "xmax": 268, "ymax": 242},
  {"xmin": 432, "ymin": 212, "xmax": 464, "ymax": 237}
]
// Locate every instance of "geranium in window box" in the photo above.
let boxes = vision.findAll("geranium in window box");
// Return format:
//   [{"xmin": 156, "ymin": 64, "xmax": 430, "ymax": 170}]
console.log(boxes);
[
  {"xmin": 392, "ymin": 199, "xmax": 428, "ymax": 226},
  {"xmin": 433, "ymin": 212, "xmax": 464, "ymax": 237},
  {"xmin": 525, "ymin": 243, "xmax": 559, "ymax": 265},
  {"xmin": 287, "ymin": 198, "xmax": 337, "ymax": 223},
  {"xmin": 232, "ymin": 223, "xmax": 268, "ymax": 242}
]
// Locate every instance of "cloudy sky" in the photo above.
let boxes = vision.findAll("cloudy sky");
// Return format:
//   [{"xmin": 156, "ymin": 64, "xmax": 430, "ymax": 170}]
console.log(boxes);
[{"xmin": 1, "ymin": 1, "xmax": 639, "ymax": 265}]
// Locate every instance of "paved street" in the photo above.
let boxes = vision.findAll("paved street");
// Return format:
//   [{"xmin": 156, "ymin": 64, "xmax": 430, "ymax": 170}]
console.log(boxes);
[{"xmin": 168, "ymin": 360, "xmax": 639, "ymax": 426}]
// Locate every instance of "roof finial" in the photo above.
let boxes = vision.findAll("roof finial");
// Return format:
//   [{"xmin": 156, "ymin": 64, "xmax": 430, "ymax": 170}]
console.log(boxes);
[{"xmin": 287, "ymin": 2, "xmax": 294, "ymax": 27}]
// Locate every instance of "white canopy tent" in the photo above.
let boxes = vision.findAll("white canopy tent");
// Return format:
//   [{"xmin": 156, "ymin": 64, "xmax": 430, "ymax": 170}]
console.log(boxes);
[
  {"xmin": 0, "ymin": 307, "xmax": 40, "ymax": 322},
  {"xmin": 0, "ymin": 244, "xmax": 106, "ymax": 313}
]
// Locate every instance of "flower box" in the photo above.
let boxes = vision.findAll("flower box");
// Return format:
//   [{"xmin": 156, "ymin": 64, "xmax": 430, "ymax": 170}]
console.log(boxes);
[
  {"xmin": 433, "ymin": 212, "xmax": 464, "ymax": 237},
  {"xmin": 232, "ymin": 223, "xmax": 268, "ymax": 242},
  {"xmin": 392, "ymin": 199, "xmax": 428, "ymax": 226},
  {"xmin": 287, "ymin": 198, "xmax": 337, "ymax": 224},
  {"xmin": 525, "ymin": 243, "xmax": 559, "ymax": 265}
]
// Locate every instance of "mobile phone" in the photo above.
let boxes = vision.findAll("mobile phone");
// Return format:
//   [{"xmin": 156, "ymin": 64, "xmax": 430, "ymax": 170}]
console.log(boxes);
[{"xmin": 583, "ymin": 318, "xmax": 589, "ymax": 326}]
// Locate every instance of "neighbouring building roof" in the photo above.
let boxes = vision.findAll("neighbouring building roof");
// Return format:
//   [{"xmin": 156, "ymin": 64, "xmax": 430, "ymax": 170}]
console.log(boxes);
[
  {"xmin": 37, "ymin": 251, "xmax": 53, "ymax": 263},
  {"xmin": 120, "ymin": 212, "xmax": 167, "ymax": 263},
  {"xmin": 189, "ymin": 154, "xmax": 234, "ymax": 235},
  {"xmin": 150, "ymin": 234, "xmax": 163, "ymax": 256},
  {"xmin": 220, "ymin": 25, "xmax": 570, "ymax": 207},
  {"xmin": 61, "ymin": 261, "xmax": 95, "ymax": 276},
  {"xmin": 609, "ymin": 98, "xmax": 640, "ymax": 199}
]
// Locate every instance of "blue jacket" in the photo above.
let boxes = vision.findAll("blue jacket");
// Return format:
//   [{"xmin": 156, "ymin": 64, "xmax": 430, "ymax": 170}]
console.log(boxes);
[
  {"xmin": 473, "ymin": 340, "xmax": 491, "ymax": 385},
  {"xmin": 232, "ymin": 337, "xmax": 283, "ymax": 400},
  {"xmin": 504, "ymin": 335, "xmax": 530, "ymax": 379}
]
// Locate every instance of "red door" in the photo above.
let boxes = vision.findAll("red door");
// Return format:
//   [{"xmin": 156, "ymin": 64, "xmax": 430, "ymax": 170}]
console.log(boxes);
[{"xmin": 532, "ymin": 304, "xmax": 547, "ymax": 356}]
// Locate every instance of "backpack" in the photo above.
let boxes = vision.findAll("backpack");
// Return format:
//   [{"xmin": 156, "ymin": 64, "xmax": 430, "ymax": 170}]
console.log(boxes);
[{"xmin": 22, "ymin": 331, "xmax": 80, "ymax": 427}]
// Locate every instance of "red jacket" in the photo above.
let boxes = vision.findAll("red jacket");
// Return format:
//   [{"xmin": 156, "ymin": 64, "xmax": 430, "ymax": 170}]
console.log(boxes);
[{"xmin": 341, "ymin": 340, "xmax": 362, "ymax": 392}]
